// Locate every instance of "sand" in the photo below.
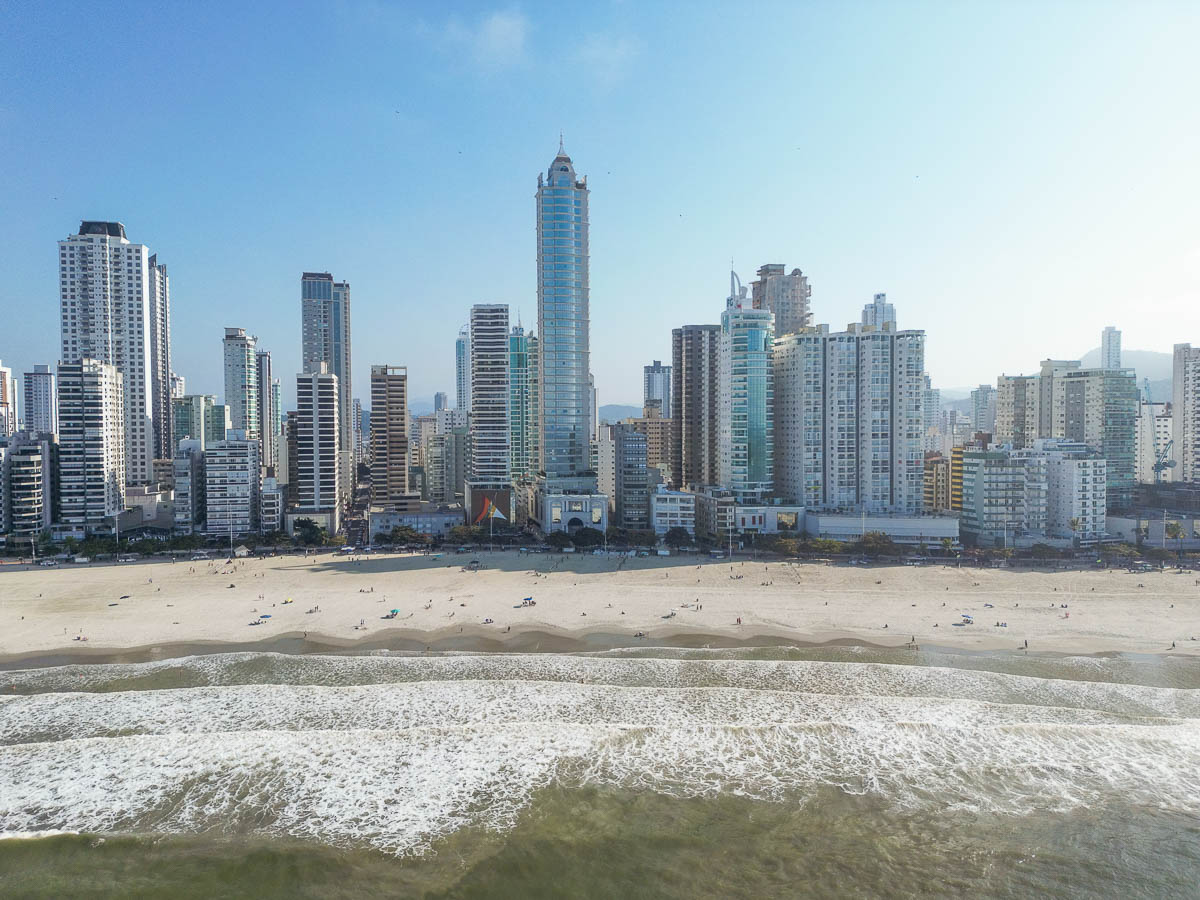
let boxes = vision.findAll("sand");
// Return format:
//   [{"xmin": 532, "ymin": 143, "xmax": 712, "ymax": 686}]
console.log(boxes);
[{"xmin": 1, "ymin": 550, "xmax": 1199, "ymax": 663}]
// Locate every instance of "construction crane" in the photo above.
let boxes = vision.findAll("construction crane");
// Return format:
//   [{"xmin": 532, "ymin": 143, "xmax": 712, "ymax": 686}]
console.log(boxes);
[{"xmin": 1154, "ymin": 439, "xmax": 1175, "ymax": 484}]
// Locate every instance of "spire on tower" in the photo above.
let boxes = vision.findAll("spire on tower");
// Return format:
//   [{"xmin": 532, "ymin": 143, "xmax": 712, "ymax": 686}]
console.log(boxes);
[{"xmin": 558, "ymin": 131, "xmax": 565, "ymax": 155}]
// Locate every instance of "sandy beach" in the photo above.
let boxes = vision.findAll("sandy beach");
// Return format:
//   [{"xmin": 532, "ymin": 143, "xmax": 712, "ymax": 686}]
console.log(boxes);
[{"xmin": 2, "ymin": 550, "xmax": 1199, "ymax": 663}]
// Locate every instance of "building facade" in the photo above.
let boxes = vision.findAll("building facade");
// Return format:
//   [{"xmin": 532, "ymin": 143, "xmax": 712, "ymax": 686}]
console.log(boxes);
[
  {"xmin": 1174, "ymin": 343, "xmax": 1200, "ymax": 484},
  {"xmin": 369, "ymin": 365, "xmax": 412, "ymax": 508},
  {"xmin": 466, "ymin": 304, "xmax": 512, "ymax": 524},
  {"xmin": 292, "ymin": 368, "xmax": 341, "ymax": 534},
  {"xmin": 970, "ymin": 384, "xmax": 997, "ymax": 435},
  {"xmin": 1101, "ymin": 326, "xmax": 1122, "ymax": 370},
  {"xmin": 670, "ymin": 324, "xmax": 720, "ymax": 490},
  {"xmin": 509, "ymin": 325, "xmax": 539, "ymax": 483},
  {"xmin": 22, "ymin": 365, "xmax": 58, "ymax": 435},
  {"xmin": 643, "ymin": 359, "xmax": 672, "ymax": 420},
  {"xmin": 455, "ymin": 324, "xmax": 471, "ymax": 413},
  {"xmin": 204, "ymin": 434, "xmax": 260, "ymax": 539},
  {"xmin": 0, "ymin": 432, "xmax": 58, "ymax": 540},
  {"xmin": 222, "ymin": 328, "xmax": 259, "ymax": 440},
  {"xmin": 750, "ymin": 264, "xmax": 811, "ymax": 337},
  {"xmin": 58, "ymin": 222, "xmax": 170, "ymax": 484},
  {"xmin": 995, "ymin": 374, "xmax": 1039, "ymax": 449},
  {"xmin": 301, "ymin": 272, "xmax": 353, "ymax": 500}
]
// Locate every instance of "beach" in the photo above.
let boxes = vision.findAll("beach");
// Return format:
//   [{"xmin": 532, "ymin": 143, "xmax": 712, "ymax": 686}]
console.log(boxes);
[{"xmin": 2, "ymin": 550, "xmax": 1198, "ymax": 663}]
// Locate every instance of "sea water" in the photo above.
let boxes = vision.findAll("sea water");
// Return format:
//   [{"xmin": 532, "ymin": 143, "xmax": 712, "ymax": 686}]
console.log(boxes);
[{"xmin": 2, "ymin": 646, "xmax": 1199, "ymax": 898}]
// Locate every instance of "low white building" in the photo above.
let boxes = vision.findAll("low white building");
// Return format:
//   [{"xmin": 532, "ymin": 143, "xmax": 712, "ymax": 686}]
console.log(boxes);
[
  {"xmin": 803, "ymin": 512, "xmax": 959, "ymax": 547},
  {"xmin": 650, "ymin": 485, "xmax": 696, "ymax": 537}
]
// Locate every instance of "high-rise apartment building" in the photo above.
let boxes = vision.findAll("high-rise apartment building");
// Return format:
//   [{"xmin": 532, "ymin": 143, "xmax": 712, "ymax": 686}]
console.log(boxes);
[
  {"xmin": 1173, "ymin": 343, "xmax": 1200, "ymax": 484},
  {"xmin": 369, "ymin": 365, "xmax": 412, "ymax": 508},
  {"xmin": 0, "ymin": 361, "xmax": 17, "ymax": 436},
  {"xmin": 1057, "ymin": 367, "xmax": 1137, "ymax": 509},
  {"xmin": 598, "ymin": 423, "xmax": 649, "ymax": 530},
  {"xmin": 922, "ymin": 375, "xmax": 942, "ymax": 454},
  {"xmin": 773, "ymin": 303, "xmax": 925, "ymax": 513},
  {"xmin": 995, "ymin": 375, "xmax": 1039, "ymax": 449},
  {"xmin": 204, "ymin": 433, "xmax": 260, "ymax": 539},
  {"xmin": 751, "ymin": 264, "xmax": 811, "ymax": 337},
  {"xmin": 58, "ymin": 222, "xmax": 170, "ymax": 485},
  {"xmin": 970, "ymin": 384, "xmax": 997, "ymax": 435},
  {"xmin": 172, "ymin": 439, "xmax": 204, "ymax": 532},
  {"xmin": 670, "ymin": 324, "xmax": 720, "ymax": 491},
  {"xmin": 293, "ymin": 367, "xmax": 341, "ymax": 534},
  {"xmin": 171, "ymin": 394, "xmax": 225, "ymax": 451},
  {"xmin": 533, "ymin": 141, "xmax": 607, "ymax": 531},
  {"xmin": 455, "ymin": 325, "xmax": 471, "ymax": 413},
  {"xmin": 301, "ymin": 272, "xmax": 353, "ymax": 500},
  {"xmin": 57, "ymin": 359, "xmax": 125, "ymax": 532},
  {"xmin": 352, "ymin": 398, "xmax": 366, "ymax": 465},
  {"xmin": 22, "ymin": 365, "xmax": 58, "ymax": 435},
  {"xmin": 255, "ymin": 350, "xmax": 276, "ymax": 472},
  {"xmin": 923, "ymin": 454, "xmax": 951, "ymax": 513},
  {"xmin": 960, "ymin": 449, "xmax": 1047, "ymax": 547},
  {"xmin": 1101, "ymin": 326, "xmax": 1122, "ymax": 370},
  {"xmin": 434, "ymin": 392, "xmax": 448, "ymax": 412},
  {"xmin": 718, "ymin": 272, "xmax": 774, "ymax": 504},
  {"xmin": 861, "ymin": 293, "xmax": 896, "ymax": 329},
  {"xmin": 509, "ymin": 325, "xmax": 539, "ymax": 483},
  {"xmin": 170, "ymin": 372, "xmax": 186, "ymax": 399},
  {"xmin": 643, "ymin": 360, "xmax": 672, "ymax": 420},
  {"xmin": 0, "ymin": 431, "xmax": 59, "ymax": 540},
  {"xmin": 222, "ymin": 328, "xmax": 259, "ymax": 439},
  {"xmin": 466, "ymin": 304, "xmax": 511, "ymax": 523}
]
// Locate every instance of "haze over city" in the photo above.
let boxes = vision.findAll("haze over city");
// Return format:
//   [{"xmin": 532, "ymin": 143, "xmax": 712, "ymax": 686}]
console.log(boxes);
[{"xmin": 4, "ymin": 1, "xmax": 1198, "ymax": 408}]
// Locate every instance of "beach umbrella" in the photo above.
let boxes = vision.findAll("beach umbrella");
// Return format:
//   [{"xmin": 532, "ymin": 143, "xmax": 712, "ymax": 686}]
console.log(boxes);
[
  {"xmin": 390, "ymin": 609, "xmax": 399, "ymax": 614},
  {"xmin": 260, "ymin": 614, "xmax": 271, "ymax": 618}
]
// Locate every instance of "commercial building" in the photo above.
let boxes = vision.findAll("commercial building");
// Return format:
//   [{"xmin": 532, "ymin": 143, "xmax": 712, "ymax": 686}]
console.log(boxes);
[
  {"xmin": 204, "ymin": 433, "xmax": 260, "ymax": 539},
  {"xmin": 57, "ymin": 359, "xmax": 125, "ymax": 533},
  {"xmin": 802, "ymin": 512, "xmax": 959, "ymax": 547},
  {"xmin": 58, "ymin": 221, "xmax": 171, "ymax": 483},
  {"xmin": 718, "ymin": 271, "xmax": 774, "ymax": 504},
  {"xmin": 1173, "ymin": 343, "xmax": 1200, "ymax": 484},
  {"xmin": 670, "ymin": 324, "xmax": 720, "ymax": 490},
  {"xmin": 301, "ymin": 272, "xmax": 354, "ymax": 500},
  {"xmin": 643, "ymin": 359, "xmax": 672, "ymax": 419},
  {"xmin": 750, "ymin": 264, "xmax": 812, "ymax": 337},
  {"xmin": 22, "ymin": 365, "xmax": 58, "ymax": 435},
  {"xmin": 773, "ymin": 300, "xmax": 925, "ymax": 514},
  {"xmin": 466, "ymin": 304, "xmax": 512, "ymax": 524},
  {"xmin": 291, "ymin": 367, "xmax": 341, "ymax": 534}
]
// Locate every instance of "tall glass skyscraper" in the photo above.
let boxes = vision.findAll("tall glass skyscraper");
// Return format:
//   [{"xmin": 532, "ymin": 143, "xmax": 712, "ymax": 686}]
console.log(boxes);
[
  {"xmin": 301, "ymin": 272, "xmax": 353, "ymax": 500},
  {"xmin": 537, "ymin": 141, "xmax": 592, "ymax": 488}
]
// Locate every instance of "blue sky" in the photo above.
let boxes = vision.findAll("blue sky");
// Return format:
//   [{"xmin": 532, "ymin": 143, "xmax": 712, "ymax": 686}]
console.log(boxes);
[{"xmin": 3, "ymin": 1, "xmax": 1198, "ymax": 408}]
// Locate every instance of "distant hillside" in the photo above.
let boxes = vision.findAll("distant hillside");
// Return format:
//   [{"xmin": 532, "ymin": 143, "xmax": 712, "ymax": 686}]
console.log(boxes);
[
  {"xmin": 1079, "ymin": 348, "xmax": 1172, "ymax": 382},
  {"xmin": 599, "ymin": 404, "xmax": 642, "ymax": 423}
]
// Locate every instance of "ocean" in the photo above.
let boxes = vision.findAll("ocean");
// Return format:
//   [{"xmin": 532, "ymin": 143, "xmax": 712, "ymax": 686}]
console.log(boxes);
[{"xmin": 2, "ymin": 645, "xmax": 1199, "ymax": 898}]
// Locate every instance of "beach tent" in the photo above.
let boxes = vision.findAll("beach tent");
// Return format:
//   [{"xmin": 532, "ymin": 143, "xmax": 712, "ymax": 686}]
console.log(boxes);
[{"xmin": 234, "ymin": 545, "xmax": 250, "ymax": 558}]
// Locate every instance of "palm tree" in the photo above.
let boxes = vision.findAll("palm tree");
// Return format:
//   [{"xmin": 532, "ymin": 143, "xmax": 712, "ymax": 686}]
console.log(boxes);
[
  {"xmin": 1165, "ymin": 521, "xmax": 1184, "ymax": 560},
  {"xmin": 1069, "ymin": 517, "xmax": 1081, "ymax": 548},
  {"xmin": 940, "ymin": 537, "xmax": 954, "ymax": 557}
]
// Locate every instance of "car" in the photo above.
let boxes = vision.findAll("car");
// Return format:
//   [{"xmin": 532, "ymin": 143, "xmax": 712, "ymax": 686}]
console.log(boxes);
[
  {"xmin": 39, "ymin": 559, "xmax": 59, "ymax": 567},
  {"xmin": 190, "ymin": 553, "xmax": 210, "ymax": 561},
  {"xmin": 118, "ymin": 556, "xmax": 138, "ymax": 562}
]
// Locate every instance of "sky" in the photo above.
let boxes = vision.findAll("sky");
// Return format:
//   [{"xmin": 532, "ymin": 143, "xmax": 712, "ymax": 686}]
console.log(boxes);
[{"xmin": 3, "ymin": 0, "xmax": 1199, "ymax": 410}]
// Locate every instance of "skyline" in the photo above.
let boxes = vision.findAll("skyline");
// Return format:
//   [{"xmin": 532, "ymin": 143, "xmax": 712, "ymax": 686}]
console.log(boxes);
[{"xmin": 4, "ymin": 2, "xmax": 1199, "ymax": 409}]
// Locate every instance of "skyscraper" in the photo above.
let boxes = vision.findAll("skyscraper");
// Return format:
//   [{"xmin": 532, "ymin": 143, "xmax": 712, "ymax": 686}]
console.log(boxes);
[
  {"xmin": 970, "ymin": 384, "xmax": 997, "ymax": 435},
  {"xmin": 466, "ymin": 304, "xmax": 511, "ymax": 523},
  {"xmin": 434, "ymin": 392, "xmax": 448, "ymax": 412},
  {"xmin": 773, "ymin": 304, "xmax": 926, "ymax": 513},
  {"xmin": 255, "ymin": 349, "xmax": 275, "ymax": 472},
  {"xmin": 861, "ymin": 293, "xmax": 896, "ymax": 329},
  {"xmin": 58, "ymin": 221, "xmax": 170, "ymax": 484},
  {"xmin": 670, "ymin": 324, "xmax": 720, "ymax": 491},
  {"xmin": 509, "ymin": 324, "xmax": 539, "ymax": 483},
  {"xmin": 204, "ymin": 434, "xmax": 260, "ymax": 538},
  {"xmin": 1172, "ymin": 343, "xmax": 1200, "ymax": 484},
  {"xmin": 172, "ymin": 394, "xmax": 224, "ymax": 450},
  {"xmin": 57, "ymin": 359, "xmax": 125, "ymax": 532},
  {"xmin": 718, "ymin": 271, "xmax": 774, "ymax": 504},
  {"xmin": 1101, "ymin": 326, "xmax": 1122, "ymax": 370},
  {"xmin": 454, "ymin": 325, "xmax": 471, "ymax": 413},
  {"xmin": 643, "ymin": 360, "xmax": 672, "ymax": 420},
  {"xmin": 293, "ymin": 367, "xmax": 341, "ymax": 534},
  {"xmin": 534, "ymin": 141, "xmax": 607, "ymax": 531},
  {"xmin": 751, "ymin": 264, "xmax": 812, "ymax": 337},
  {"xmin": 222, "ymin": 328, "xmax": 259, "ymax": 439},
  {"xmin": 301, "ymin": 272, "xmax": 353, "ymax": 500},
  {"xmin": 996, "ymin": 375, "xmax": 1039, "ymax": 449},
  {"xmin": 369, "ymin": 365, "xmax": 412, "ymax": 508},
  {"xmin": 22, "ymin": 365, "xmax": 58, "ymax": 435}
]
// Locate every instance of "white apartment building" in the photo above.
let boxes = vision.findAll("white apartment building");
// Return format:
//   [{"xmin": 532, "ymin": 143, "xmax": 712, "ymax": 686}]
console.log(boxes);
[
  {"xmin": 57, "ymin": 359, "xmax": 125, "ymax": 533},
  {"xmin": 1036, "ymin": 440, "xmax": 1107, "ymax": 541},
  {"xmin": 650, "ymin": 484, "xmax": 696, "ymax": 537},
  {"xmin": 465, "ymin": 304, "xmax": 512, "ymax": 523},
  {"xmin": 861, "ymin": 293, "xmax": 896, "ymax": 328},
  {"xmin": 774, "ymin": 304, "xmax": 925, "ymax": 514},
  {"xmin": 222, "ymin": 328, "xmax": 259, "ymax": 439},
  {"xmin": 718, "ymin": 272, "xmax": 774, "ymax": 505},
  {"xmin": 260, "ymin": 475, "xmax": 283, "ymax": 533},
  {"xmin": 301, "ymin": 272, "xmax": 353, "ymax": 500},
  {"xmin": 1173, "ymin": 343, "xmax": 1200, "ymax": 484},
  {"xmin": 204, "ymin": 433, "xmax": 260, "ymax": 538},
  {"xmin": 0, "ymin": 431, "xmax": 58, "ymax": 539},
  {"xmin": 58, "ymin": 222, "xmax": 170, "ymax": 484},
  {"xmin": 1136, "ymin": 401, "xmax": 1173, "ymax": 483},
  {"xmin": 292, "ymin": 367, "xmax": 341, "ymax": 534},
  {"xmin": 22, "ymin": 365, "xmax": 58, "ymax": 435},
  {"xmin": 960, "ymin": 448, "xmax": 1048, "ymax": 548}
]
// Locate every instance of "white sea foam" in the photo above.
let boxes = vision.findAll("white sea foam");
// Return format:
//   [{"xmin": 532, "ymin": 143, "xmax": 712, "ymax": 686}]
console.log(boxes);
[{"xmin": 3, "ymin": 653, "xmax": 1199, "ymax": 855}]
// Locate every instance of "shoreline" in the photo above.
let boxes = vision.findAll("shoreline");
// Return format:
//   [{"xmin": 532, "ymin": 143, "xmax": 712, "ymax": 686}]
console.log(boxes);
[{"xmin": 2, "ymin": 550, "xmax": 1198, "ymax": 668}]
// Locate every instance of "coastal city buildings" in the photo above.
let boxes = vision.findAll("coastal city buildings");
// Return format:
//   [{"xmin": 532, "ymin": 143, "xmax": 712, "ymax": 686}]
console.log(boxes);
[
  {"xmin": 465, "ymin": 304, "xmax": 511, "ymax": 524},
  {"xmin": 301, "ymin": 272, "xmax": 354, "ymax": 500},
  {"xmin": 22, "ymin": 365, "xmax": 58, "ymax": 435},
  {"xmin": 643, "ymin": 359, "xmax": 672, "ymax": 419},
  {"xmin": 750, "ymin": 264, "xmax": 812, "ymax": 337},
  {"xmin": 58, "ymin": 221, "xmax": 170, "ymax": 484},
  {"xmin": 718, "ymin": 271, "xmax": 774, "ymax": 505}
]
